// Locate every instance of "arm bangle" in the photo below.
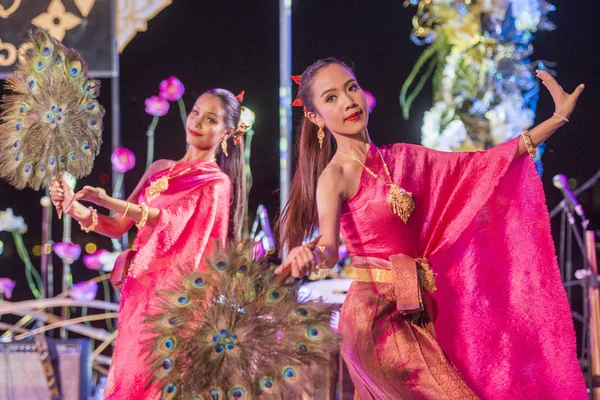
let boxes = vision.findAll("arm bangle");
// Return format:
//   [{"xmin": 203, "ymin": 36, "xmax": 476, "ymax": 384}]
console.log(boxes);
[
  {"xmin": 521, "ymin": 130, "xmax": 536, "ymax": 158},
  {"xmin": 313, "ymin": 245, "xmax": 327, "ymax": 270},
  {"xmin": 79, "ymin": 207, "xmax": 98, "ymax": 233},
  {"xmin": 121, "ymin": 201, "xmax": 131, "ymax": 220},
  {"xmin": 553, "ymin": 112, "xmax": 569, "ymax": 123},
  {"xmin": 136, "ymin": 203, "xmax": 149, "ymax": 229}
]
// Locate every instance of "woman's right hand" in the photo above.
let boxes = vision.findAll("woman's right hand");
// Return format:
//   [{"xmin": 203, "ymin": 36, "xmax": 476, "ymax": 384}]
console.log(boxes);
[
  {"xmin": 49, "ymin": 177, "xmax": 75, "ymax": 215},
  {"xmin": 274, "ymin": 244, "xmax": 318, "ymax": 278}
]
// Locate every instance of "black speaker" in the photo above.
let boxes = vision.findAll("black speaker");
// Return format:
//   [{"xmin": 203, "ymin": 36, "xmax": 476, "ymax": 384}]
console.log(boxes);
[{"xmin": 0, "ymin": 338, "xmax": 91, "ymax": 400}]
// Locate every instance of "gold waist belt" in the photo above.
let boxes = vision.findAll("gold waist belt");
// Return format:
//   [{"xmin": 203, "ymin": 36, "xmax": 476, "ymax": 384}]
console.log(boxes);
[
  {"xmin": 354, "ymin": 267, "xmax": 394, "ymax": 283},
  {"xmin": 352, "ymin": 254, "xmax": 437, "ymax": 314}
]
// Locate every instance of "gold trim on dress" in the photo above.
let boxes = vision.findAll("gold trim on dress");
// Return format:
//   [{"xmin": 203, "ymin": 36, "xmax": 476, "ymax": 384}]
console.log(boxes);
[{"xmin": 353, "ymin": 267, "xmax": 395, "ymax": 283}]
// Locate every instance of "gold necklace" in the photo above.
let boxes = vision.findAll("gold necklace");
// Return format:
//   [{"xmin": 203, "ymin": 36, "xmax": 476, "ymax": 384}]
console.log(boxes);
[
  {"xmin": 337, "ymin": 146, "xmax": 415, "ymax": 223},
  {"xmin": 145, "ymin": 162, "xmax": 193, "ymax": 203}
]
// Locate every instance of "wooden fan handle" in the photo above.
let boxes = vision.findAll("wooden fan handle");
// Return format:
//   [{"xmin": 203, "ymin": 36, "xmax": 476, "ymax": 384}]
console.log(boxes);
[{"xmin": 51, "ymin": 174, "xmax": 63, "ymax": 219}]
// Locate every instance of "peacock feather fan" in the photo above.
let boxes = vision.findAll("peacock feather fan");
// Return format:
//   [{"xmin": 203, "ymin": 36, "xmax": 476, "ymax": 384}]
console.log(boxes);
[
  {"xmin": 144, "ymin": 241, "xmax": 339, "ymax": 399},
  {"xmin": 0, "ymin": 28, "xmax": 104, "ymax": 190}
]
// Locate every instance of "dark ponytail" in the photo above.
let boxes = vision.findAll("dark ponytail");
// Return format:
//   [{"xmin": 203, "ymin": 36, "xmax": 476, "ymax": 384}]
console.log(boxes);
[
  {"xmin": 277, "ymin": 58, "xmax": 353, "ymax": 250},
  {"xmin": 205, "ymin": 88, "xmax": 247, "ymax": 243}
]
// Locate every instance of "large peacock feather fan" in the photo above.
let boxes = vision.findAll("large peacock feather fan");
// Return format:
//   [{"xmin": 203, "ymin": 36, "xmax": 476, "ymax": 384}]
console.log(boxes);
[
  {"xmin": 0, "ymin": 28, "xmax": 104, "ymax": 190},
  {"xmin": 144, "ymin": 241, "xmax": 339, "ymax": 400}
]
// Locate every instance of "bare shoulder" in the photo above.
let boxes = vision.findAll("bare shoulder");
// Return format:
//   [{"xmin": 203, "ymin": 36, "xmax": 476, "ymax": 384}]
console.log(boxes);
[
  {"xmin": 319, "ymin": 162, "xmax": 344, "ymax": 186},
  {"xmin": 317, "ymin": 163, "xmax": 345, "ymax": 200}
]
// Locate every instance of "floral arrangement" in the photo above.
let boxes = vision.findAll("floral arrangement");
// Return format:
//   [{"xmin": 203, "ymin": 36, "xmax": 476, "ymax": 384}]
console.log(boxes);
[{"xmin": 402, "ymin": 0, "xmax": 556, "ymax": 171}]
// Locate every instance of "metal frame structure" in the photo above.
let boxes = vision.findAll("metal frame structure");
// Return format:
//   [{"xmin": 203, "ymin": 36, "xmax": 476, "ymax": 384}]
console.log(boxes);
[{"xmin": 279, "ymin": 0, "xmax": 292, "ymax": 216}]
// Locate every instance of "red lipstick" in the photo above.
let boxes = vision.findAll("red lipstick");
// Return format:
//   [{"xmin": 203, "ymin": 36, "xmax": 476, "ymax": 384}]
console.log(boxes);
[{"xmin": 345, "ymin": 111, "xmax": 362, "ymax": 122}]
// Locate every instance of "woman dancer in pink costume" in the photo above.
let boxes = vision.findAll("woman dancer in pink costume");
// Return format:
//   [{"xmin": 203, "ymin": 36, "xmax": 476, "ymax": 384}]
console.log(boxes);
[
  {"xmin": 276, "ymin": 58, "xmax": 587, "ymax": 399},
  {"xmin": 50, "ymin": 88, "xmax": 247, "ymax": 399}
]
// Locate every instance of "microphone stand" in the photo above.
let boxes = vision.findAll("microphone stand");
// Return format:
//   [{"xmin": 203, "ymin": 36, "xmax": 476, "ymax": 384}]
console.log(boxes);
[
  {"xmin": 550, "ymin": 175, "xmax": 597, "ymax": 397},
  {"xmin": 550, "ymin": 169, "xmax": 600, "ymax": 219}
]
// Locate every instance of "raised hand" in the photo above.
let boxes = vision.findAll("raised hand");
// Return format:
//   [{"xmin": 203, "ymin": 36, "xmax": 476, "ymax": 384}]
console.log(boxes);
[
  {"xmin": 68, "ymin": 185, "xmax": 107, "ymax": 211},
  {"xmin": 536, "ymin": 69, "xmax": 584, "ymax": 120}
]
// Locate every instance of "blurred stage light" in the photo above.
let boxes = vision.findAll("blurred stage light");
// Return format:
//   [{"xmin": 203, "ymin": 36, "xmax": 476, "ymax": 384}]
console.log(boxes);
[{"xmin": 85, "ymin": 243, "xmax": 98, "ymax": 254}]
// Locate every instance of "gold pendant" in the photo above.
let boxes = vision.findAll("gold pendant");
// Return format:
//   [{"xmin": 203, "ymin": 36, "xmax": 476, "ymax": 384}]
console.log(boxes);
[
  {"xmin": 145, "ymin": 175, "xmax": 169, "ymax": 203},
  {"xmin": 386, "ymin": 184, "xmax": 415, "ymax": 223}
]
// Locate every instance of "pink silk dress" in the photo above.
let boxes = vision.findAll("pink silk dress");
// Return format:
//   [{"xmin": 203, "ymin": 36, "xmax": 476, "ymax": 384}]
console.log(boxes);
[
  {"xmin": 104, "ymin": 160, "xmax": 231, "ymax": 400},
  {"xmin": 338, "ymin": 137, "xmax": 586, "ymax": 399}
]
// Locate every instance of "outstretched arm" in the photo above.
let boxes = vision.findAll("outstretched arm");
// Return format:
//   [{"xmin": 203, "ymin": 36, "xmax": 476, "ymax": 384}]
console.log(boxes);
[
  {"xmin": 514, "ymin": 70, "xmax": 584, "ymax": 159},
  {"xmin": 50, "ymin": 160, "xmax": 172, "ymax": 238}
]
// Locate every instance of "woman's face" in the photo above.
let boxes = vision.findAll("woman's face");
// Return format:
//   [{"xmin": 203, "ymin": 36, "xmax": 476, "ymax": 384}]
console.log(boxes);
[
  {"xmin": 185, "ymin": 93, "xmax": 231, "ymax": 150},
  {"xmin": 308, "ymin": 64, "xmax": 368, "ymax": 136}
]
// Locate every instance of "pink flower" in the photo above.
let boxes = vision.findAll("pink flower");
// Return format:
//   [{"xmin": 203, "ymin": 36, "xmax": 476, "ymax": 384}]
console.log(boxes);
[
  {"xmin": 69, "ymin": 281, "xmax": 98, "ymax": 302},
  {"xmin": 364, "ymin": 90, "xmax": 376, "ymax": 113},
  {"xmin": 111, "ymin": 147, "xmax": 136, "ymax": 173},
  {"xmin": 54, "ymin": 242, "xmax": 82, "ymax": 264},
  {"xmin": 145, "ymin": 95, "xmax": 170, "ymax": 116},
  {"xmin": 83, "ymin": 249, "xmax": 109, "ymax": 271},
  {"xmin": 159, "ymin": 76, "xmax": 185, "ymax": 101},
  {"xmin": 0, "ymin": 278, "xmax": 16, "ymax": 299}
]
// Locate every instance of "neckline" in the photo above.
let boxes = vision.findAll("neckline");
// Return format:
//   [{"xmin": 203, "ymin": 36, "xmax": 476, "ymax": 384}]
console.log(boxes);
[
  {"xmin": 343, "ymin": 142, "xmax": 375, "ymax": 205},
  {"xmin": 151, "ymin": 158, "xmax": 217, "ymax": 182}
]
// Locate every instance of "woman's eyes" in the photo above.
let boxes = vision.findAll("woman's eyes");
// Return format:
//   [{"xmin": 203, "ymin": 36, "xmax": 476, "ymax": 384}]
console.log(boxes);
[
  {"xmin": 191, "ymin": 111, "xmax": 216, "ymax": 123},
  {"xmin": 326, "ymin": 85, "xmax": 358, "ymax": 102}
]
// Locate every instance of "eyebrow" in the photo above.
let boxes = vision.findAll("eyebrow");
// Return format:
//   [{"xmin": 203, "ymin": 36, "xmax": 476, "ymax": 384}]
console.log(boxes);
[{"xmin": 320, "ymin": 79, "xmax": 355, "ymax": 98}]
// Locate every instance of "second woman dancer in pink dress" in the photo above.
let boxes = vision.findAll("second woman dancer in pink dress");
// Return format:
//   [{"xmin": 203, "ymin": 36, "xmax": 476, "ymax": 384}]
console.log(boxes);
[{"xmin": 277, "ymin": 58, "xmax": 586, "ymax": 399}]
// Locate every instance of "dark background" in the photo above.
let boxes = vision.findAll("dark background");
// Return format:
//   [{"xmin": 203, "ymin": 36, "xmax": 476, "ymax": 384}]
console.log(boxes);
[
  {"xmin": 0, "ymin": 0, "xmax": 114, "ymax": 76},
  {"xmin": 1, "ymin": 1, "xmax": 599, "ymax": 316}
]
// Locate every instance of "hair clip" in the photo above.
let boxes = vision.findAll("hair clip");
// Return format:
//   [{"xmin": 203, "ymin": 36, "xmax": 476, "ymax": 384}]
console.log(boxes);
[{"xmin": 235, "ymin": 90, "xmax": 245, "ymax": 103}]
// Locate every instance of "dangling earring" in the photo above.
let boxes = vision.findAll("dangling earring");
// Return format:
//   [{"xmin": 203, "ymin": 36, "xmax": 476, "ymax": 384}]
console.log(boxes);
[
  {"xmin": 317, "ymin": 125, "xmax": 325, "ymax": 150},
  {"xmin": 221, "ymin": 137, "xmax": 228, "ymax": 157}
]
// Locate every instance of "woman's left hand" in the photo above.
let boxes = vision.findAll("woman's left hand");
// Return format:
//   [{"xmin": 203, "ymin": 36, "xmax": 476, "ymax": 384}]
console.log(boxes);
[
  {"xmin": 537, "ymin": 69, "xmax": 584, "ymax": 120},
  {"xmin": 68, "ymin": 186, "xmax": 107, "ymax": 209}
]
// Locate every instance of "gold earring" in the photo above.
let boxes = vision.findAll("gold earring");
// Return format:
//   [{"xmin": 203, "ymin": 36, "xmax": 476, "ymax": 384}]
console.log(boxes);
[
  {"xmin": 317, "ymin": 125, "xmax": 325, "ymax": 150},
  {"xmin": 221, "ymin": 138, "xmax": 228, "ymax": 157}
]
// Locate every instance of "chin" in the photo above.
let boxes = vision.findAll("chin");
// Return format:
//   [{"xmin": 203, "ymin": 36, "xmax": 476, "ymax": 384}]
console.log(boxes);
[{"xmin": 186, "ymin": 134, "xmax": 202, "ymax": 146}]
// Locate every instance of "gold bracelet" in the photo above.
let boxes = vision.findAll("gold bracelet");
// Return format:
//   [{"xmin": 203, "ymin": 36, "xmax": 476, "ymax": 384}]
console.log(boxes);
[
  {"xmin": 79, "ymin": 207, "xmax": 98, "ymax": 233},
  {"xmin": 121, "ymin": 201, "xmax": 131, "ymax": 220},
  {"xmin": 553, "ymin": 112, "xmax": 570, "ymax": 123},
  {"xmin": 521, "ymin": 130, "xmax": 536, "ymax": 158},
  {"xmin": 313, "ymin": 245, "xmax": 327, "ymax": 270},
  {"xmin": 136, "ymin": 203, "xmax": 149, "ymax": 229}
]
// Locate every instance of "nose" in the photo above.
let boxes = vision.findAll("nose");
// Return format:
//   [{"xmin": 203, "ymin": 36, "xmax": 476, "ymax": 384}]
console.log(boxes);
[{"xmin": 343, "ymin": 92, "xmax": 358, "ymax": 111}]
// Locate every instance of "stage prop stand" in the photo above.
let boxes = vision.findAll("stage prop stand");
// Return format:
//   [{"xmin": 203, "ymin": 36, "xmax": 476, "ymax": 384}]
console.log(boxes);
[
  {"xmin": 279, "ymin": 0, "xmax": 292, "ymax": 245},
  {"xmin": 586, "ymin": 228, "xmax": 600, "ymax": 398},
  {"xmin": 552, "ymin": 172, "xmax": 600, "ymax": 396}
]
